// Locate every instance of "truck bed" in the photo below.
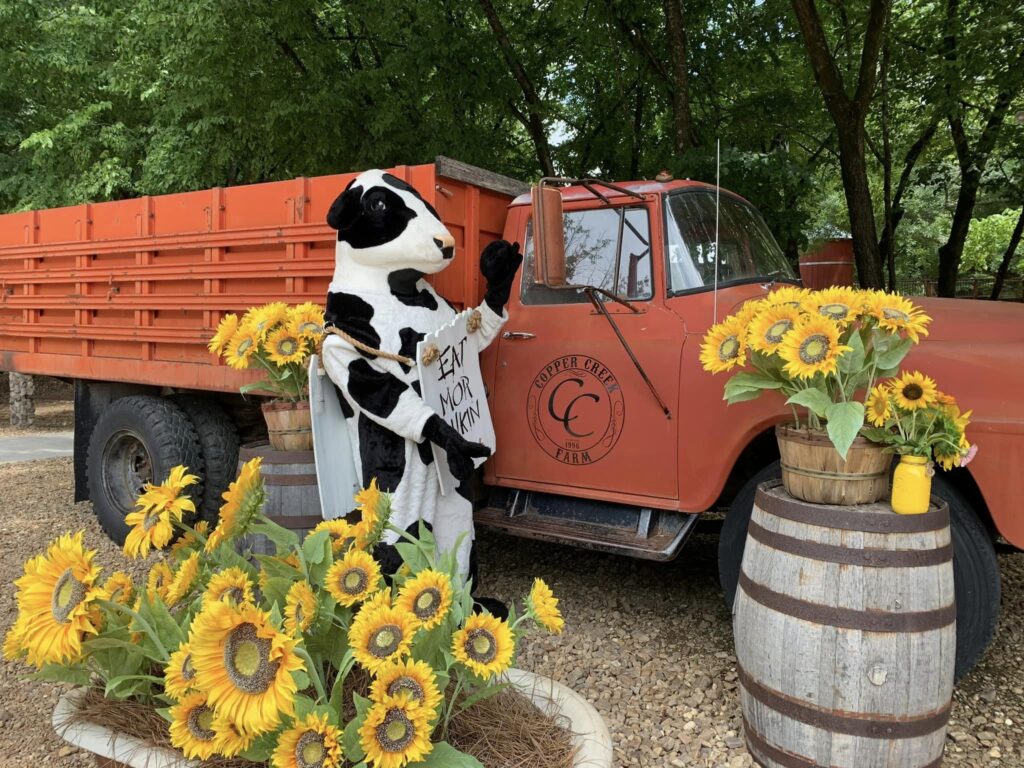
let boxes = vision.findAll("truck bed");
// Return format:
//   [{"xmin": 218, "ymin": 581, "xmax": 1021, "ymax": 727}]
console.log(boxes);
[{"xmin": 0, "ymin": 157, "xmax": 523, "ymax": 392}]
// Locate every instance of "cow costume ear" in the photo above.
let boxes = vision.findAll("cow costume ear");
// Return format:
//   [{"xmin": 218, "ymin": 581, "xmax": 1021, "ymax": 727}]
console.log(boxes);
[{"xmin": 326, "ymin": 182, "xmax": 364, "ymax": 234}]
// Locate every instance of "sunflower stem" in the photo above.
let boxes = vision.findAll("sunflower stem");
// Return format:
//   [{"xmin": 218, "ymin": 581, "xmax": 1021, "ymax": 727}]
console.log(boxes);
[
  {"xmin": 294, "ymin": 646, "xmax": 327, "ymax": 702},
  {"xmin": 442, "ymin": 672, "xmax": 466, "ymax": 739}
]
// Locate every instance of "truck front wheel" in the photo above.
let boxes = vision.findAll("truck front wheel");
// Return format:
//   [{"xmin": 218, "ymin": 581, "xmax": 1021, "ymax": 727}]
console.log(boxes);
[
  {"xmin": 718, "ymin": 461, "xmax": 1000, "ymax": 681},
  {"xmin": 86, "ymin": 396, "xmax": 204, "ymax": 545}
]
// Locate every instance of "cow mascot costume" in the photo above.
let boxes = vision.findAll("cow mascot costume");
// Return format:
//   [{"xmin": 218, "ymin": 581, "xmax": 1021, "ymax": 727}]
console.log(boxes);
[{"xmin": 320, "ymin": 169, "xmax": 521, "ymax": 602}]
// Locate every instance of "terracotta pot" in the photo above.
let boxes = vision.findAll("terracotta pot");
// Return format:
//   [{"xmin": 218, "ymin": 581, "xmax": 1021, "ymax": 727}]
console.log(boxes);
[
  {"xmin": 261, "ymin": 400, "xmax": 312, "ymax": 451},
  {"xmin": 891, "ymin": 455, "xmax": 933, "ymax": 515},
  {"xmin": 776, "ymin": 425, "xmax": 891, "ymax": 505}
]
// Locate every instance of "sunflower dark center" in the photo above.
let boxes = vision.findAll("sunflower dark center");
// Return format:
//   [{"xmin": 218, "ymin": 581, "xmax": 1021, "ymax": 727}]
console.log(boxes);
[
  {"xmin": 902, "ymin": 384, "xmax": 924, "ymax": 400},
  {"xmin": 819, "ymin": 303, "xmax": 849, "ymax": 319},
  {"xmin": 369, "ymin": 625, "xmax": 402, "ymax": 658},
  {"xmin": 717, "ymin": 336, "xmax": 740, "ymax": 361},
  {"xmin": 387, "ymin": 675, "xmax": 425, "ymax": 703},
  {"xmin": 278, "ymin": 339, "xmax": 297, "ymax": 355},
  {"xmin": 142, "ymin": 510, "xmax": 163, "ymax": 531},
  {"xmin": 465, "ymin": 629, "xmax": 497, "ymax": 664},
  {"xmin": 237, "ymin": 337, "xmax": 253, "ymax": 355},
  {"xmin": 296, "ymin": 730, "xmax": 326, "ymax": 768},
  {"xmin": 342, "ymin": 568, "xmax": 368, "ymax": 595},
  {"xmin": 377, "ymin": 709, "xmax": 415, "ymax": 752},
  {"xmin": 294, "ymin": 603, "xmax": 305, "ymax": 625},
  {"xmin": 299, "ymin": 322, "xmax": 322, "ymax": 335},
  {"xmin": 51, "ymin": 568, "xmax": 86, "ymax": 623},
  {"xmin": 798, "ymin": 334, "xmax": 830, "ymax": 364},
  {"xmin": 188, "ymin": 706, "xmax": 216, "ymax": 741},
  {"xmin": 223, "ymin": 587, "xmax": 246, "ymax": 604},
  {"xmin": 882, "ymin": 308, "xmax": 909, "ymax": 321},
  {"xmin": 413, "ymin": 588, "xmax": 441, "ymax": 620},
  {"xmin": 765, "ymin": 319, "xmax": 793, "ymax": 344},
  {"xmin": 224, "ymin": 622, "xmax": 279, "ymax": 693}
]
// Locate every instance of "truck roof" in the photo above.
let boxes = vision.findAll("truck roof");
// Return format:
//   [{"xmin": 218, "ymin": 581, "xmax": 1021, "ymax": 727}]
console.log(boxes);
[{"xmin": 510, "ymin": 178, "xmax": 748, "ymax": 206}]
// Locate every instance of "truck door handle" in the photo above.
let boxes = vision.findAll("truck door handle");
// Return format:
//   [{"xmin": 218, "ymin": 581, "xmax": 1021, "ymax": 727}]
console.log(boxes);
[{"xmin": 502, "ymin": 331, "xmax": 536, "ymax": 340}]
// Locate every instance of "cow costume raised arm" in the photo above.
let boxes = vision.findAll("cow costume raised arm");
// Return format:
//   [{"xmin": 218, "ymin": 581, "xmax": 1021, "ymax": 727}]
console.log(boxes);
[{"xmin": 320, "ymin": 169, "xmax": 521, "ymax": 581}]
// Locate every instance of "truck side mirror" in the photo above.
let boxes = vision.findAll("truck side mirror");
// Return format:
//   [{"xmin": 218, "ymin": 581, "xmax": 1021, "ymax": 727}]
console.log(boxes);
[{"xmin": 532, "ymin": 184, "xmax": 566, "ymax": 287}]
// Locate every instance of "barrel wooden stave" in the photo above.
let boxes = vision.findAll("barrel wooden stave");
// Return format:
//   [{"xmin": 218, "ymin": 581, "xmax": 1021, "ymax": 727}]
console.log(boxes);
[
  {"xmin": 238, "ymin": 442, "xmax": 324, "ymax": 555},
  {"xmin": 735, "ymin": 482, "xmax": 954, "ymax": 768}
]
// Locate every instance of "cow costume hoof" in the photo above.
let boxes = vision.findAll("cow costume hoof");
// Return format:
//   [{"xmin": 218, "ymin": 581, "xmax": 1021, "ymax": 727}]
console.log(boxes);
[{"xmin": 319, "ymin": 169, "xmax": 520, "ymax": 581}]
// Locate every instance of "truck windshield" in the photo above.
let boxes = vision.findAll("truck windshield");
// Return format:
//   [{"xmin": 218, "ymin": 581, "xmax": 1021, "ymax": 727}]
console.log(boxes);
[{"xmin": 665, "ymin": 191, "xmax": 795, "ymax": 294}]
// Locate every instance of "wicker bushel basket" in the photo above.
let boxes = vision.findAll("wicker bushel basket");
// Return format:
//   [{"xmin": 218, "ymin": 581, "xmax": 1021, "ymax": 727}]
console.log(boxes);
[
  {"xmin": 776, "ymin": 425, "xmax": 891, "ymax": 505},
  {"xmin": 261, "ymin": 400, "xmax": 313, "ymax": 451}
]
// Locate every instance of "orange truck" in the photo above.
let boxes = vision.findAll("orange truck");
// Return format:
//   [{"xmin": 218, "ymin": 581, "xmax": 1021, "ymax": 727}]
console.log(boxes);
[{"xmin": 1, "ymin": 157, "xmax": 1021, "ymax": 678}]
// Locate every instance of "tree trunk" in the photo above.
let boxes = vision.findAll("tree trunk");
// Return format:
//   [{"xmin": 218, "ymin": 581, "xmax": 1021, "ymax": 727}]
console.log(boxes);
[
  {"xmin": 663, "ymin": 0, "xmax": 696, "ymax": 152},
  {"xmin": 936, "ymin": 165, "xmax": 983, "ymax": 297},
  {"xmin": 991, "ymin": 206, "xmax": 1024, "ymax": 300},
  {"xmin": 477, "ymin": 0, "xmax": 556, "ymax": 176},
  {"xmin": 791, "ymin": 0, "xmax": 890, "ymax": 289}
]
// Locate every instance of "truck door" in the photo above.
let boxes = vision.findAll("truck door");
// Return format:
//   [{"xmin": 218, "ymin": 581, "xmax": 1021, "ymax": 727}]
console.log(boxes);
[{"xmin": 490, "ymin": 197, "xmax": 683, "ymax": 504}]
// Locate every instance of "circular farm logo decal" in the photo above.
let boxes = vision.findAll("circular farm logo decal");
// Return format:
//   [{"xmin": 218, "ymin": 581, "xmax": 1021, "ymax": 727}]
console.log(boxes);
[{"xmin": 527, "ymin": 356, "xmax": 625, "ymax": 465}]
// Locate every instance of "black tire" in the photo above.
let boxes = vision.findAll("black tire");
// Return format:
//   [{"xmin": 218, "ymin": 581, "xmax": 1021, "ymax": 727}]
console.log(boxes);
[
  {"xmin": 170, "ymin": 395, "xmax": 240, "ymax": 525},
  {"xmin": 718, "ymin": 461, "xmax": 1000, "ymax": 681},
  {"xmin": 86, "ymin": 395, "xmax": 204, "ymax": 545}
]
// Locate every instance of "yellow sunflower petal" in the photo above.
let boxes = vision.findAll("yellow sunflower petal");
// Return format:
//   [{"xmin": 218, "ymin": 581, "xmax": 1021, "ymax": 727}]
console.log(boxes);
[
  {"xmin": 359, "ymin": 692, "xmax": 433, "ymax": 768},
  {"xmin": 271, "ymin": 711, "xmax": 343, "ymax": 768},
  {"xmin": 451, "ymin": 612, "xmax": 515, "ymax": 680},
  {"xmin": 326, "ymin": 550, "xmax": 383, "ymax": 608},
  {"xmin": 369, "ymin": 659, "xmax": 443, "ymax": 717},
  {"xmin": 348, "ymin": 605, "xmax": 417, "ymax": 675},
  {"xmin": 284, "ymin": 581, "xmax": 317, "ymax": 635},
  {"xmin": 527, "ymin": 578, "xmax": 565, "ymax": 634},
  {"xmin": 394, "ymin": 570, "xmax": 452, "ymax": 630},
  {"xmin": 168, "ymin": 692, "xmax": 219, "ymax": 760},
  {"xmin": 777, "ymin": 315, "xmax": 851, "ymax": 379},
  {"xmin": 892, "ymin": 371, "xmax": 938, "ymax": 411}
]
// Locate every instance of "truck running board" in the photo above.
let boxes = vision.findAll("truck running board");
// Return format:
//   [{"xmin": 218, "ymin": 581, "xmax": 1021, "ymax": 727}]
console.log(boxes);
[{"xmin": 475, "ymin": 488, "xmax": 698, "ymax": 562}]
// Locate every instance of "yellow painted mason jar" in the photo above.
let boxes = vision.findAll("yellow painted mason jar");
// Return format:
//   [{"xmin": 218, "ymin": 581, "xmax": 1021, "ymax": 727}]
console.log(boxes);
[{"xmin": 891, "ymin": 455, "xmax": 933, "ymax": 515}]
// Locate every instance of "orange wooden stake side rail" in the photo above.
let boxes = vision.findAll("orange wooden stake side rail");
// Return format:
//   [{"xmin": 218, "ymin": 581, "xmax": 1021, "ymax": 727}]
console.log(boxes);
[{"xmin": 0, "ymin": 159, "xmax": 519, "ymax": 392}]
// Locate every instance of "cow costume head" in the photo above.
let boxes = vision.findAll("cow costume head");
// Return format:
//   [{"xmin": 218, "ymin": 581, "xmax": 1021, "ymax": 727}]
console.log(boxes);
[{"xmin": 327, "ymin": 170, "xmax": 456, "ymax": 293}]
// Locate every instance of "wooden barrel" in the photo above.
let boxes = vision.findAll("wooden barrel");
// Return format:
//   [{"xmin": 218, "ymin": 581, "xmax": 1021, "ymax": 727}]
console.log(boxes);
[
  {"xmin": 777, "ymin": 426, "xmax": 892, "ymax": 505},
  {"xmin": 734, "ymin": 481, "xmax": 954, "ymax": 768},
  {"xmin": 798, "ymin": 238, "xmax": 855, "ymax": 290},
  {"xmin": 261, "ymin": 401, "xmax": 313, "ymax": 451},
  {"xmin": 238, "ymin": 442, "xmax": 323, "ymax": 555}
]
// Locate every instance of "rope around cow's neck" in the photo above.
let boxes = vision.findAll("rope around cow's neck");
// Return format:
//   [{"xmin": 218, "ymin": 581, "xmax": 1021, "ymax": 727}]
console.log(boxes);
[{"xmin": 321, "ymin": 326, "xmax": 416, "ymax": 367}]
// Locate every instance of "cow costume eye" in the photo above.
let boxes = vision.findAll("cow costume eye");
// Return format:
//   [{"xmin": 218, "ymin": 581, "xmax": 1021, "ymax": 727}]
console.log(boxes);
[{"xmin": 369, "ymin": 197, "xmax": 387, "ymax": 212}]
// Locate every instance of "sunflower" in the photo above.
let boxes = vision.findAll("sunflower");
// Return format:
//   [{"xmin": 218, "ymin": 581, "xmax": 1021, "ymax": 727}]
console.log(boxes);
[
  {"xmin": 164, "ymin": 642, "xmax": 198, "ymax": 701},
  {"xmin": 209, "ymin": 313, "xmax": 240, "ymax": 356},
  {"xmin": 746, "ymin": 303, "xmax": 803, "ymax": 355},
  {"xmin": 212, "ymin": 712, "xmax": 258, "ymax": 757},
  {"xmin": 452, "ymin": 613, "xmax": 514, "ymax": 679},
  {"xmin": 358, "ymin": 588, "xmax": 395, "ymax": 616},
  {"xmin": 165, "ymin": 552, "xmax": 202, "ymax": 606},
  {"xmin": 395, "ymin": 570, "xmax": 452, "ymax": 630},
  {"xmin": 8, "ymin": 533, "xmax": 104, "ymax": 668},
  {"xmin": 864, "ymin": 291, "xmax": 931, "ymax": 342},
  {"xmin": 170, "ymin": 520, "xmax": 209, "ymax": 559},
  {"xmin": 777, "ymin": 315, "xmax": 850, "ymax": 379},
  {"xmin": 733, "ymin": 298, "xmax": 766, "ymax": 327},
  {"xmin": 803, "ymin": 286, "xmax": 863, "ymax": 325},
  {"xmin": 326, "ymin": 549, "xmax": 382, "ymax": 607},
  {"xmin": 123, "ymin": 466, "xmax": 200, "ymax": 559},
  {"xmin": 892, "ymin": 371, "xmax": 938, "ymax": 411},
  {"xmin": 103, "ymin": 571, "xmax": 135, "ymax": 606},
  {"xmin": 349, "ymin": 605, "xmax": 417, "ymax": 675},
  {"xmin": 936, "ymin": 451, "xmax": 960, "ymax": 471},
  {"xmin": 226, "ymin": 325, "xmax": 261, "ymax": 370},
  {"xmin": 146, "ymin": 562, "xmax": 174, "ymax": 602},
  {"xmin": 284, "ymin": 581, "xmax": 317, "ymax": 635},
  {"xmin": 288, "ymin": 303, "xmax": 326, "ymax": 341},
  {"xmin": 266, "ymin": 326, "xmax": 307, "ymax": 366},
  {"xmin": 370, "ymin": 659, "xmax": 442, "ymax": 717},
  {"xmin": 355, "ymin": 479, "xmax": 383, "ymax": 534},
  {"xmin": 865, "ymin": 385, "xmax": 892, "ymax": 427},
  {"xmin": 243, "ymin": 301, "xmax": 290, "ymax": 340},
  {"xmin": 169, "ymin": 692, "xmax": 220, "ymax": 760},
  {"xmin": 207, "ymin": 458, "xmax": 263, "ymax": 552},
  {"xmin": 202, "ymin": 567, "xmax": 255, "ymax": 608},
  {"xmin": 271, "ymin": 712, "xmax": 343, "ymax": 768},
  {"xmin": 3, "ymin": 616, "xmax": 27, "ymax": 662},
  {"xmin": 527, "ymin": 578, "xmax": 564, "ymax": 634},
  {"xmin": 189, "ymin": 601, "xmax": 305, "ymax": 733},
  {"xmin": 764, "ymin": 285, "xmax": 809, "ymax": 307},
  {"xmin": 312, "ymin": 518, "xmax": 364, "ymax": 555},
  {"xmin": 699, "ymin": 314, "xmax": 747, "ymax": 374},
  {"xmin": 359, "ymin": 693, "xmax": 433, "ymax": 768}
]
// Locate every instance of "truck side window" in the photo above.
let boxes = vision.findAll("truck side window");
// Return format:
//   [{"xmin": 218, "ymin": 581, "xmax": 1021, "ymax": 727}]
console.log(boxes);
[{"xmin": 521, "ymin": 207, "xmax": 652, "ymax": 305}]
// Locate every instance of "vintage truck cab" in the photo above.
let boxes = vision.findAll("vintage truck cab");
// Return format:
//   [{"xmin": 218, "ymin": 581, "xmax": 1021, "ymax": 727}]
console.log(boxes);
[{"xmin": 477, "ymin": 177, "xmax": 1024, "ymax": 679}]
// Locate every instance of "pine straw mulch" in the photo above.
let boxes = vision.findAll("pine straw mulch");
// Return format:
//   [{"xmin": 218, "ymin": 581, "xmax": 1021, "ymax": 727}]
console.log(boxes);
[{"xmin": 67, "ymin": 679, "xmax": 578, "ymax": 768}]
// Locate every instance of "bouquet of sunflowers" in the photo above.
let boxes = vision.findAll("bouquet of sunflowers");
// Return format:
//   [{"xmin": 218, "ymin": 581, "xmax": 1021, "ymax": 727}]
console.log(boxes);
[
  {"xmin": 862, "ymin": 372, "xmax": 975, "ymax": 470},
  {"xmin": 699, "ymin": 285, "xmax": 936, "ymax": 460},
  {"xmin": 4, "ymin": 462, "xmax": 564, "ymax": 767},
  {"xmin": 208, "ymin": 302, "xmax": 326, "ymax": 401}
]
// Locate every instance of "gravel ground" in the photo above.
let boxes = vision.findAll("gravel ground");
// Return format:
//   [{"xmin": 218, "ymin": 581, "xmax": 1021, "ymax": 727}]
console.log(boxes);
[{"xmin": 1, "ymin": 457, "xmax": 1023, "ymax": 767}]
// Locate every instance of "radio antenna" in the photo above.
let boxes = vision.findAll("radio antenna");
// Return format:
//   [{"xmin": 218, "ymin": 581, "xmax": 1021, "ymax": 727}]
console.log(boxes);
[{"xmin": 713, "ymin": 138, "xmax": 721, "ymax": 323}]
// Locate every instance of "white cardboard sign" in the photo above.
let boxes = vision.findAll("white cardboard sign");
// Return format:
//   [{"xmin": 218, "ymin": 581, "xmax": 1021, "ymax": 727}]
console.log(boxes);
[{"xmin": 416, "ymin": 310, "xmax": 496, "ymax": 495}]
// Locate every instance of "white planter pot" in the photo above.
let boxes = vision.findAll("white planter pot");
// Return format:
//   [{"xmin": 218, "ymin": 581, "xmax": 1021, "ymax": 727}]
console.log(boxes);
[{"xmin": 54, "ymin": 669, "xmax": 613, "ymax": 768}]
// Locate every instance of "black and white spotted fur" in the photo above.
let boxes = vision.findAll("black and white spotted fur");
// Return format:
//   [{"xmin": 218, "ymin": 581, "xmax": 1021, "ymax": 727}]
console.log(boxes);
[{"xmin": 321, "ymin": 169, "xmax": 521, "ymax": 578}]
